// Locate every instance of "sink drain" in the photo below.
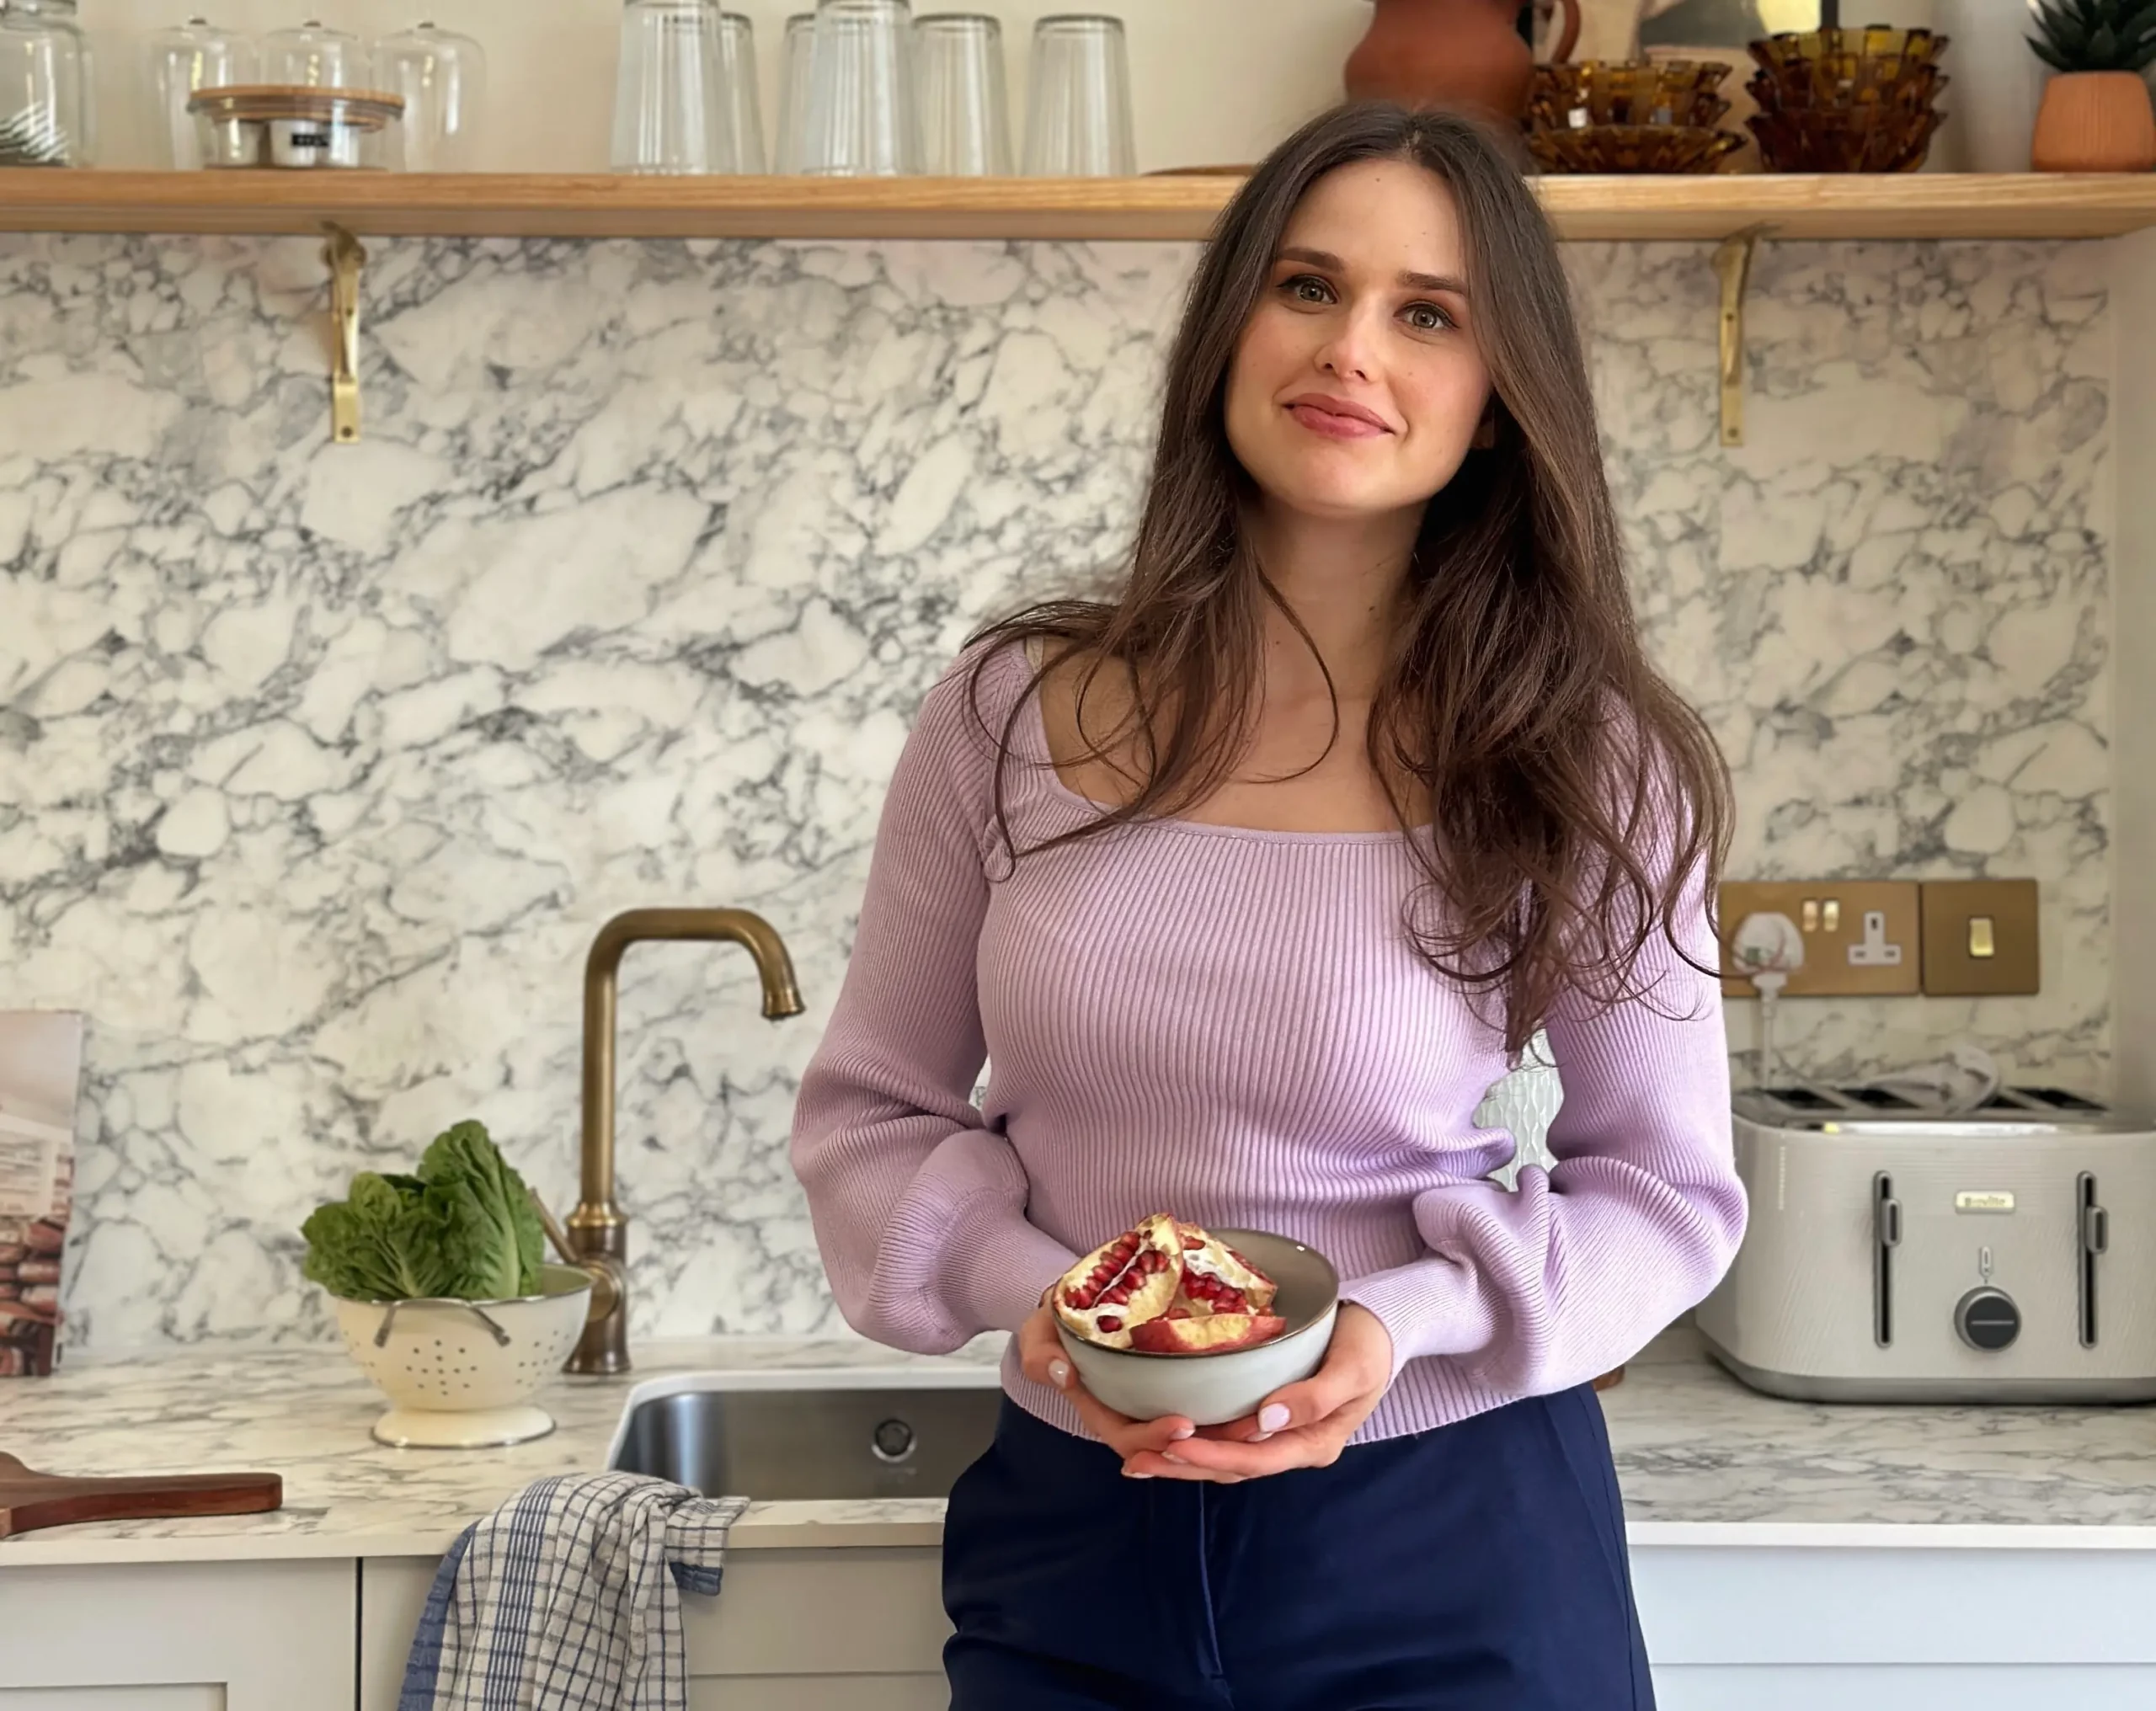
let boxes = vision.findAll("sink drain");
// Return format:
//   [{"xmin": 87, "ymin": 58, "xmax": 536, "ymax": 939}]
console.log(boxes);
[{"xmin": 870, "ymin": 1416, "xmax": 917, "ymax": 1463}]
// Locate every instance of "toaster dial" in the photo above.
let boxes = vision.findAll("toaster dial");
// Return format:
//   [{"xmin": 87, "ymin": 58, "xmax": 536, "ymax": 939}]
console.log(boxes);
[{"xmin": 1954, "ymin": 1287, "xmax": 2022, "ymax": 1352}]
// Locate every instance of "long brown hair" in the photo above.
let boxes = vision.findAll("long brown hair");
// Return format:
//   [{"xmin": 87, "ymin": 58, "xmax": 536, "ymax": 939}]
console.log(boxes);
[{"xmin": 967, "ymin": 102, "xmax": 1731, "ymax": 1055}]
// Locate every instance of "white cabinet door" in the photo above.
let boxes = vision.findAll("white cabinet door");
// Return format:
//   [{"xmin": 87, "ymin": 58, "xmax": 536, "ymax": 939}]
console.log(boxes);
[
  {"xmin": 1637, "ymin": 1543, "xmax": 2156, "ymax": 1710},
  {"xmin": 686, "ymin": 1676, "xmax": 947, "ymax": 1709},
  {"xmin": 359, "ymin": 1557, "xmax": 439, "ymax": 1711},
  {"xmin": 0, "ymin": 1559, "xmax": 355, "ymax": 1711},
  {"xmin": 364, "ymin": 1547, "xmax": 951, "ymax": 1711},
  {"xmin": 680, "ymin": 1548, "xmax": 948, "ymax": 1708},
  {"xmin": 1657, "ymin": 1663, "xmax": 2156, "ymax": 1710}
]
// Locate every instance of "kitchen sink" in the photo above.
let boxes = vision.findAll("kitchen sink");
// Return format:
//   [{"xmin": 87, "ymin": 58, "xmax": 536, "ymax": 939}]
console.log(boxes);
[{"xmin": 606, "ymin": 1369, "xmax": 1004, "ymax": 1501}]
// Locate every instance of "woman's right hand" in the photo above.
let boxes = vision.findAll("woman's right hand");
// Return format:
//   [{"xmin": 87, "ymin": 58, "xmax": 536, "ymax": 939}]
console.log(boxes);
[{"xmin": 1016, "ymin": 1295, "xmax": 1199, "ymax": 1473}]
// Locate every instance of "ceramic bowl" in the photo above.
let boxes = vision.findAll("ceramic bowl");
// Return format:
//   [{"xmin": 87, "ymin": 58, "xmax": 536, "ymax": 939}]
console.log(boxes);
[
  {"xmin": 330, "ymin": 1263, "xmax": 591, "ymax": 1448},
  {"xmin": 1054, "ymin": 1229, "xmax": 1340, "ymax": 1427}
]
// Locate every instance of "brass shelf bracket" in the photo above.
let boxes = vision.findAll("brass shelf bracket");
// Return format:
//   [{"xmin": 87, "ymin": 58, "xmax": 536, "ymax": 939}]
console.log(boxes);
[
  {"xmin": 322, "ymin": 222, "xmax": 366, "ymax": 444},
  {"xmin": 1711, "ymin": 223, "xmax": 1772, "ymax": 449}
]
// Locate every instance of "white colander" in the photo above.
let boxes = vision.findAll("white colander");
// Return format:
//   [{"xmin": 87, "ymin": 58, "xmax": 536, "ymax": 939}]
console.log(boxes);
[{"xmin": 330, "ymin": 1264, "xmax": 593, "ymax": 1448}]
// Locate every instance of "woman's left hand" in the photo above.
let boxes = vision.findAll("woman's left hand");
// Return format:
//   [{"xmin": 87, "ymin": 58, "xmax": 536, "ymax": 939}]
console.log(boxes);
[{"xmin": 1122, "ymin": 1303, "xmax": 1395, "ymax": 1483}]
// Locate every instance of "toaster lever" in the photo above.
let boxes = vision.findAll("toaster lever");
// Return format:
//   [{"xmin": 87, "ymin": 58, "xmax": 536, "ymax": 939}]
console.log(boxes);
[
  {"xmin": 2078, "ymin": 1172, "xmax": 2105, "ymax": 1349},
  {"xmin": 1871, "ymin": 1172, "xmax": 1900, "ymax": 1347}
]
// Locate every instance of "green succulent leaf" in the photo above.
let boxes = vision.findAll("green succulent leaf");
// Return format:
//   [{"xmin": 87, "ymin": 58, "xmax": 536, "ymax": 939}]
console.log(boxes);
[{"xmin": 2031, "ymin": 0, "xmax": 2156, "ymax": 68}]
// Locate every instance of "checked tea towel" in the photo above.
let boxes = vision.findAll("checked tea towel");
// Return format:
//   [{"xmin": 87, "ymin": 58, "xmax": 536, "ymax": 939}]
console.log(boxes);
[{"xmin": 399, "ymin": 1472, "xmax": 750, "ymax": 1710}]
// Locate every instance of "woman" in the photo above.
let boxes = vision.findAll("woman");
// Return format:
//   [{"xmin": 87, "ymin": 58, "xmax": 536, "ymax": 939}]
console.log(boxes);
[{"xmin": 792, "ymin": 103, "xmax": 1744, "ymax": 1709}]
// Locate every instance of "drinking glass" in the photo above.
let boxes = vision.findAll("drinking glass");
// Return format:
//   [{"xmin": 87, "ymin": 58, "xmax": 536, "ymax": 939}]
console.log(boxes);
[
  {"xmin": 0, "ymin": 0, "xmax": 93, "ymax": 166},
  {"xmin": 260, "ymin": 18, "xmax": 367, "ymax": 89},
  {"xmin": 375, "ymin": 21, "xmax": 488, "ymax": 172},
  {"xmin": 143, "ymin": 15, "xmax": 253, "ymax": 169},
  {"xmin": 711, "ymin": 12, "xmax": 765, "ymax": 173},
  {"xmin": 799, "ymin": 0, "xmax": 919, "ymax": 177},
  {"xmin": 1022, "ymin": 13, "xmax": 1134, "ymax": 177},
  {"xmin": 611, "ymin": 0, "xmax": 723, "ymax": 173},
  {"xmin": 774, "ymin": 10, "xmax": 814, "ymax": 171},
  {"xmin": 915, "ymin": 13, "xmax": 1008, "ymax": 175}
]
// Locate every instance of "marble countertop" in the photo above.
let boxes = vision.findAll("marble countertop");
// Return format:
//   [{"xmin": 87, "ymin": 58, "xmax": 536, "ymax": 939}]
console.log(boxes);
[{"xmin": 4, "ymin": 1325, "xmax": 2156, "ymax": 1568}]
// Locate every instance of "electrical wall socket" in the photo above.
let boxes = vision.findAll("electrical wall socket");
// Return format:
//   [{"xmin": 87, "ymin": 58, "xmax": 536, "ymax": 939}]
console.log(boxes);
[{"xmin": 1717, "ymin": 880, "xmax": 1923, "ymax": 998}]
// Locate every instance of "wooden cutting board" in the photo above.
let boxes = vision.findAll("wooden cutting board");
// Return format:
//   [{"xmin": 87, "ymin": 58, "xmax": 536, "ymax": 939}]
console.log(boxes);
[{"xmin": 0, "ymin": 1451, "xmax": 282, "ymax": 1539}]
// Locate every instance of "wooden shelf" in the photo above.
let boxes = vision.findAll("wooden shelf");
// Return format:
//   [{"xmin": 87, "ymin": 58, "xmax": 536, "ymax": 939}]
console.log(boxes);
[
  {"xmin": 6, "ymin": 170, "xmax": 2156, "ymax": 243},
  {"xmin": 0, "ymin": 172, "xmax": 1234, "ymax": 241},
  {"xmin": 1541, "ymin": 172, "xmax": 2156, "ymax": 240}
]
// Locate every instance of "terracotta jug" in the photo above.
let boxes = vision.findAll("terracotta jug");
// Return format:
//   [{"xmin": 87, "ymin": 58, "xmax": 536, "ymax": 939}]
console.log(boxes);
[{"xmin": 1346, "ymin": 0, "xmax": 1582, "ymax": 123}]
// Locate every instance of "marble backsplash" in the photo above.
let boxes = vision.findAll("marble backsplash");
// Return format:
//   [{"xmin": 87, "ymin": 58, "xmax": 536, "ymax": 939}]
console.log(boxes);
[{"xmin": 0, "ymin": 232, "xmax": 2110, "ymax": 1352}]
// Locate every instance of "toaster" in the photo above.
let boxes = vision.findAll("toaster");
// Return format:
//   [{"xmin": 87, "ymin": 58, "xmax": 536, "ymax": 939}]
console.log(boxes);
[{"xmin": 1695, "ymin": 1085, "xmax": 2156, "ymax": 1402}]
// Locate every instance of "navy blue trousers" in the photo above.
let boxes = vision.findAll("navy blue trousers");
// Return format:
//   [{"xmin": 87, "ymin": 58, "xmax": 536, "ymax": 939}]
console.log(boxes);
[{"xmin": 942, "ymin": 1386, "xmax": 1654, "ymax": 1710}]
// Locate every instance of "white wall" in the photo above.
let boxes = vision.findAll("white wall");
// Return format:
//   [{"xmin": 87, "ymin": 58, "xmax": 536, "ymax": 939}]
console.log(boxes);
[
  {"xmin": 92, "ymin": 0, "xmax": 1372, "ymax": 173},
  {"xmin": 2112, "ymin": 228, "xmax": 2156, "ymax": 1112}
]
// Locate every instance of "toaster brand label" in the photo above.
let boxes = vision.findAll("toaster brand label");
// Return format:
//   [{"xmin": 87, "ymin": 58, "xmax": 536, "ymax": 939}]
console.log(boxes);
[{"xmin": 1955, "ymin": 1191, "xmax": 2017, "ymax": 1213}]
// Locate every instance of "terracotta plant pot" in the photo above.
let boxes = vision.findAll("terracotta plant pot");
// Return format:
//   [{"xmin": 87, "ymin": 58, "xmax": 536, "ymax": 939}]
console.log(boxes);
[
  {"xmin": 1346, "ymin": 0, "xmax": 1582, "ymax": 123},
  {"xmin": 2031, "ymin": 71, "xmax": 2156, "ymax": 172}
]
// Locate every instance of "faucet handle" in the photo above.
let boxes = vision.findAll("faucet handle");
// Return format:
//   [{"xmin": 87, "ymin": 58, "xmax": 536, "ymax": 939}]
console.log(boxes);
[
  {"xmin": 530, "ymin": 1187, "xmax": 622, "ymax": 1327},
  {"xmin": 571, "ymin": 1255, "xmax": 623, "ymax": 1329}
]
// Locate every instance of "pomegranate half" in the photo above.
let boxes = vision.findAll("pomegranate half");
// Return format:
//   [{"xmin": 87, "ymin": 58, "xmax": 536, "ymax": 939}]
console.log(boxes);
[{"xmin": 1055, "ymin": 1213, "xmax": 1285, "ymax": 1353}]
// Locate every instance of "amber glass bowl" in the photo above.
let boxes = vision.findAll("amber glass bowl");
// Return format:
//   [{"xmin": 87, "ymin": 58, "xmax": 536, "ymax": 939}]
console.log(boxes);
[
  {"xmin": 1745, "ymin": 63, "xmax": 1944, "ymax": 117},
  {"xmin": 1748, "ymin": 104, "xmax": 1943, "ymax": 172},
  {"xmin": 1526, "ymin": 124, "xmax": 1745, "ymax": 173},
  {"xmin": 1747, "ymin": 26, "xmax": 1948, "ymax": 109},
  {"xmin": 1524, "ymin": 59, "xmax": 1741, "ymax": 173},
  {"xmin": 1528, "ymin": 59, "xmax": 1732, "ymax": 131},
  {"xmin": 1742, "ymin": 26, "xmax": 1950, "ymax": 171}
]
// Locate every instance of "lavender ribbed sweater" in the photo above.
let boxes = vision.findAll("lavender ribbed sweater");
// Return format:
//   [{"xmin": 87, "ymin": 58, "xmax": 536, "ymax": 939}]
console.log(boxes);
[{"xmin": 791, "ymin": 642, "xmax": 1745, "ymax": 1443}]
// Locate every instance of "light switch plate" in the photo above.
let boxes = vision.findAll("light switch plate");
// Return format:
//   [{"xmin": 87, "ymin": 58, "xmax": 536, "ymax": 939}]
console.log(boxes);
[
  {"xmin": 1920, "ymin": 878, "xmax": 2039, "ymax": 995},
  {"xmin": 1717, "ymin": 880, "xmax": 1923, "ymax": 997}
]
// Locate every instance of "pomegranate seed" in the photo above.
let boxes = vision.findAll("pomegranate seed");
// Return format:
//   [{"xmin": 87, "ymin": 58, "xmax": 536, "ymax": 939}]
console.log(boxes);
[
  {"xmin": 1097, "ymin": 1315, "xmax": 1122, "ymax": 1332},
  {"xmin": 1104, "ymin": 1285, "xmax": 1129, "ymax": 1304},
  {"xmin": 1166, "ymin": 1307, "xmax": 1191, "ymax": 1319}
]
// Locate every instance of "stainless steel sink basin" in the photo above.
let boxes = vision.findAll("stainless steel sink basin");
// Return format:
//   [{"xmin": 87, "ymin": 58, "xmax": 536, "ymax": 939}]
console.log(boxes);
[{"xmin": 606, "ymin": 1371, "xmax": 1004, "ymax": 1500}]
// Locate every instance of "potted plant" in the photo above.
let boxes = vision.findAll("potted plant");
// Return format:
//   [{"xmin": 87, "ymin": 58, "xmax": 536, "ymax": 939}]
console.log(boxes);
[{"xmin": 2027, "ymin": 0, "xmax": 2156, "ymax": 170}]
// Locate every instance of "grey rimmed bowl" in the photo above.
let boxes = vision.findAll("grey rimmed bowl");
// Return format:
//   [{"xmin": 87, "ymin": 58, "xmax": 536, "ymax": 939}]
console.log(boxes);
[{"xmin": 1054, "ymin": 1229, "xmax": 1340, "ymax": 1426}]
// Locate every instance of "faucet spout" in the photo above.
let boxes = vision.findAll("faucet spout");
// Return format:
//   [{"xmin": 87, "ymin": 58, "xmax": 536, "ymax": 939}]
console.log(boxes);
[{"xmin": 566, "ymin": 907, "xmax": 804, "ymax": 1376}]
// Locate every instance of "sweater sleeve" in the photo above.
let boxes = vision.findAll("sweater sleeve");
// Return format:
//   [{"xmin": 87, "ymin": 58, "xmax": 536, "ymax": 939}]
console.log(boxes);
[
  {"xmin": 790, "ymin": 653, "xmax": 1081, "ymax": 1354},
  {"xmin": 1337, "ymin": 843, "xmax": 1746, "ymax": 1394}
]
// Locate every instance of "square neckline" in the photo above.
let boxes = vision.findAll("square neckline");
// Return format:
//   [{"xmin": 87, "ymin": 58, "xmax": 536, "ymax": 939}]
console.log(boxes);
[{"xmin": 1008, "ymin": 637, "xmax": 1427, "ymax": 847}]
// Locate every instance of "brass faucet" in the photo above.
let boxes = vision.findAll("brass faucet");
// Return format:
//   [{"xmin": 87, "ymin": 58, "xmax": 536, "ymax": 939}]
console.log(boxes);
[{"xmin": 564, "ymin": 908, "xmax": 804, "ymax": 1375}]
